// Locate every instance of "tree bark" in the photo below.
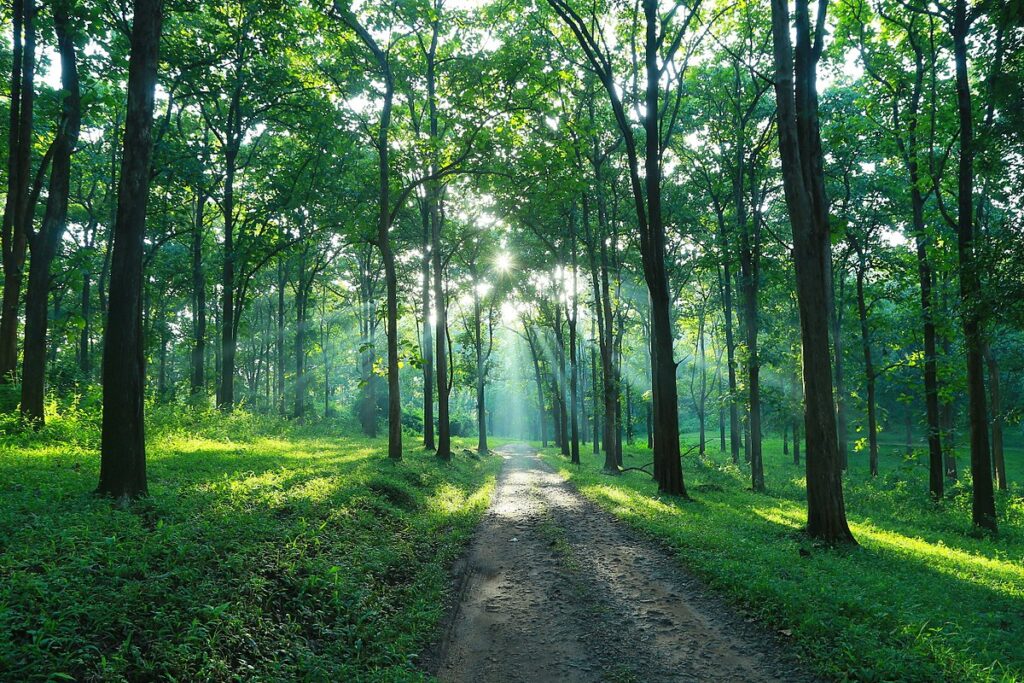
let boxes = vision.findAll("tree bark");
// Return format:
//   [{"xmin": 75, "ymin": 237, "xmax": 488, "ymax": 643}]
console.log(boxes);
[
  {"xmin": 191, "ymin": 193, "xmax": 207, "ymax": 399},
  {"xmin": 855, "ymin": 246, "xmax": 879, "ymax": 477},
  {"xmin": 473, "ymin": 278, "xmax": 488, "ymax": 454},
  {"xmin": 420, "ymin": 201, "xmax": 435, "ymax": 449},
  {"xmin": 951, "ymin": 0, "xmax": 995, "ymax": 530},
  {"xmin": 97, "ymin": 0, "xmax": 163, "ymax": 501},
  {"xmin": 21, "ymin": 1, "xmax": 80, "ymax": 424},
  {"xmin": 983, "ymin": 344, "xmax": 1006, "ymax": 490},
  {"xmin": 740, "ymin": 157, "xmax": 764, "ymax": 491},
  {"xmin": 716, "ymin": 207, "xmax": 741, "ymax": 464},
  {"xmin": 770, "ymin": 0, "xmax": 854, "ymax": 543},
  {"xmin": 432, "ymin": 201, "xmax": 451, "ymax": 459},
  {"xmin": 525, "ymin": 326, "xmax": 547, "ymax": 446},
  {"xmin": 0, "ymin": 0, "xmax": 36, "ymax": 383}
]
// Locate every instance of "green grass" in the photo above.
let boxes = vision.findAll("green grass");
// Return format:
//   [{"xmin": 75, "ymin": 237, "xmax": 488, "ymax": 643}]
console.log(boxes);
[
  {"xmin": 542, "ymin": 435, "xmax": 1024, "ymax": 682},
  {"xmin": 0, "ymin": 412, "xmax": 500, "ymax": 682}
]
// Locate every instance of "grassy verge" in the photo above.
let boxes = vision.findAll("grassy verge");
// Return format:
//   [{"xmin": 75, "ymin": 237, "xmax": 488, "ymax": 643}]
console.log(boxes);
[
  {"xmin": 0, "ymin": 414, "xmax": 500, "ymax": 682},
  {"xmin": 541, "ymin": 437, "xmax": 1023, "ymax": 682}
]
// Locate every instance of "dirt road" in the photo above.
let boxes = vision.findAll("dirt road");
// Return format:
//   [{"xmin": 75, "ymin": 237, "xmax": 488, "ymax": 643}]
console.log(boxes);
[{"xmin": 427, "ymin": 444, "xmax": 813, "ymax": 682}]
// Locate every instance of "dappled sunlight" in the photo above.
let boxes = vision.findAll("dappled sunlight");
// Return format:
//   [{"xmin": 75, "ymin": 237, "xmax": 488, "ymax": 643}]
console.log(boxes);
[
  {"xmin": 748, "ymin": 502, "xmax": 805, "ymax": 530},
  {"xmin": 544, "ymin": 448, "xmax": 1024, "ymax": 681},
  {"xmin": 850, "ymin": 523, "xmax": 1024, "ymax": 596}
]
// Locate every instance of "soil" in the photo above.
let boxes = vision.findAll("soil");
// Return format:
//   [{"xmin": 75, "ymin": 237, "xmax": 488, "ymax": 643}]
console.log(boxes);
[{"xmin": 423, "ymin": 443, "xmax": 817, "ymax": 683}]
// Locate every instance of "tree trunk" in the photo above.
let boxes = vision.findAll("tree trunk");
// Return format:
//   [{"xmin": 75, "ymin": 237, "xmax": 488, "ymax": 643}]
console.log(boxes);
[
  {"xmin": 908, "ymin": 161, "xmax": 944, "ymax": 498},
  {"xmin": 97, "ymin": 0, "xmax": 163, "ymax": 500},
  {"xmin": 526, "ymin": 326, "xmax": 547, "ymax": 447},
  {"xmin": 0, "ymin": 0, "xmax": 37, "ymax": 384},
  {"xmin": 294, "ymin": 276, "xmax": 308, "ymax": 420},
  {"xmin": 741, "ymin": 180, "xmax": 764, "ymax": 491},
  {"xmin": 793, "ymin": 417, "xmax": 801, "ymax": 465},
  {"xmin": 382, "ymin": 240, "xmax": 402, "ymax": 460},
  {"xmin": 855, "ymin": 248, "xmax": 879, "ymax": 477},
  {"xmin": 218, "ymin": 143, "xmax": 238, "ymax": 410},
  {"xmin": 21, "ymin": 1, "xmax": 80, "ymax": 424},
  {"xmin": 718, "ymin": 372, "xmax": 726, "ymax": 451},
  {"xmin": 474, "ymin": 286, "xmax": 488, "ymax": 454},
  {"xmin": 717, "ymin": 211, "xmax": 741, "ymax": 464},
  {"xmin": 983, "ymin": 344, "xmax": 1005, "ymax": 490},
  {"xmin": 590, "ymin": 316, "xmax": 600, "ymax": 455},
  {"xmin": 948, "ymin": 1, "xmax": 995, "ymax": 529},
  {"xmin": 432, "ymin": 201, "xmax": 451, "ymax": 459},
  {"xmin": 770, "ymin": 0, "xmax": 854, "ymax": 543},
  {"xmin": 554, "ymin": 306, "xmax": 569, "ymax": 455},
  {"xmin": 420, "ymin": 201, "xmax": 435, "ymax": 450},
  {"xmin": 79, "ymin": 265, "xmax": 91, "ymax": 376},
  {"xmin": 191, "ymin": 193, "xmax": 206, "ymax": 399},
  {"xmin": 832, "ymin": 267, "xmax": 848, "ymax": 470},
  {"xmin": 568, "ymin": 209, "xmax": 581, "ymax": 465},
  {"xmin": 277, "ymin": 258, "xmax": 287, "ymax": 416}
]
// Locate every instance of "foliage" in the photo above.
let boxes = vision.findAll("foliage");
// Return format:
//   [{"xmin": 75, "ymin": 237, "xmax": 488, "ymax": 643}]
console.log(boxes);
[{"xmin": 0, "ymin": 416, "xmax": 499, "ymax": 681}]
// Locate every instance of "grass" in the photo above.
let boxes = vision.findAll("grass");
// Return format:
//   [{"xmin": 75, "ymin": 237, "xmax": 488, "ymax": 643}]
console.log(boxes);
[
  {"xmin": 542, "ymin": 434, "xmax": 1024, "ymax": 682},
  {"xmin": 0, "ymin": 411, "xmax": 501, "ymax": 682}
]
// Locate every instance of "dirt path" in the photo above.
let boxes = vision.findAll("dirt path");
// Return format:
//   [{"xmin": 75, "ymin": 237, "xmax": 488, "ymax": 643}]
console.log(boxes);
[{"xmin": 427, "ymin": 444, "xmax": 814, "ymax": 683}]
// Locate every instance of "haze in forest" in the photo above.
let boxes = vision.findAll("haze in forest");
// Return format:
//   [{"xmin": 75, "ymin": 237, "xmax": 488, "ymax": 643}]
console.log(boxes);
[{"xmin": 1, "ymin": 0, "xmax": 1022, "ymax": 680}]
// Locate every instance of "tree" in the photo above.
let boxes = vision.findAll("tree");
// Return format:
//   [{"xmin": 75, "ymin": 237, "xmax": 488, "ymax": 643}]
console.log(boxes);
[
  {"xmin": 1, "ymin": 0, "xmax": 38, "ymax": 383},
  {"xmin": 546, "ymin": 0, "xmax": 704, "ymax": 496},
  {"xmin": 20, "ymin": 0, "xmax": 81, "ymax": 424},
  {"xmin": 769, "ymin": 0, "xmax": 855, "ymax": 543},
  {"xmin": 96, "ymin": 0, "xmax": 164, "ymax": 501}
]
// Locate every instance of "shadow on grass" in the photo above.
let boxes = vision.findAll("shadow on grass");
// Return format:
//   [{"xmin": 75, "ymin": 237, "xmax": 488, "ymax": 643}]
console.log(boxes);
[
  {"xmin": 0, "ymin": 433, "xmax": 500, "ymax": 681},
  {"xmin": 547, "ymin": 450, "xmax": 1024, "ymax": 681}
]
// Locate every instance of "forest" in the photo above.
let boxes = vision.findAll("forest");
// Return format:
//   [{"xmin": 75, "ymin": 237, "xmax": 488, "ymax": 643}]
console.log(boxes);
[{"xmin": 1, "ymin": 0, "xmax": 1022, "ymax": 680}]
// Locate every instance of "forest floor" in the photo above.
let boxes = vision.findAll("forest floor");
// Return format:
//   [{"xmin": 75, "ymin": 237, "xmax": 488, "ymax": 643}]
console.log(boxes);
[
  {"xmin": 427, "ymin": 443, "xmax": 811, "ymax": 683},
  {"xmin": 0, "ymin": 411, "xmax": 502, "ymax": 682},
  {"xmin": 540, "ymin": 437, "xmax": 1024, "ymax": 682}
]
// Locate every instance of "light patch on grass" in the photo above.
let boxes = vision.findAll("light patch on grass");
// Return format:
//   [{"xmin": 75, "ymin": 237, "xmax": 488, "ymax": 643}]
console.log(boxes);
[{"xmin": 541, "ymin": 441, "xmax": 1024, "ymax": 682}]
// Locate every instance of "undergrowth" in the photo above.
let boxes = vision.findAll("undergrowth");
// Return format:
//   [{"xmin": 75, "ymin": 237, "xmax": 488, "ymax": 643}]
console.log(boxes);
[
  {"xmin": 0, "ymin": 409, "xmax": 499, "ymax": 682},
  {"xmin": 543, "ymin": 437, "xmax": 1024, "ymax": 682}
]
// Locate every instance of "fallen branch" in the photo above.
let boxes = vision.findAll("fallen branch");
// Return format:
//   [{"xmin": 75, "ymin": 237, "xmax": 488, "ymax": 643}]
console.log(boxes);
[
  {"xmin": 616, "ymin": 444, "xmax": 702, "ymax": 475},
  {"xmin": 619, "ymin": 462, "xmax": 653, "ymax": 474}
]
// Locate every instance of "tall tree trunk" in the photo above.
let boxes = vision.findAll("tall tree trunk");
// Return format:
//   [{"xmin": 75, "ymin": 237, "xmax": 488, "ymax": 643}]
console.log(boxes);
[
  {"xmin": 599, "ymin": 231, "xmax": 619, "ymax": 471},
  {"xmin": 277, "ymin": 258, "xmax": 287, "ymax": 416},
  {"xmin": 191, "ymin": 193, "xmax": 206, "ymax": 399},
  {"xmin": 983, "ymin": 344, "xmax": 1006, "ymax": 490},
  {"xmin": 568, "ymin": 208, "xmax": 581, "ymax": 465},
  {"xmin": 590, "ymin": 316, "xmax": 600, "ymax": 455},
  {"xmin": 717, "ymin": 209, "xmax": 741, "ymax": 464},
  {"xmin": 21, "ymin": 1, "xmax": 80, "ymax": 424},
  {"xmin": 294, "ymin": 276, "xmax": 308, "ymax": 420},
  {"xmin": 474, "ymin": 285, "xmax": 488, "ymax": 454},
  {"xmin": 432, "ymin": 202, "xmax": 450, "ymax": 459},
  {"xmin": 381, "ymin": 241, "xmax": 401, "ymax": 460},
  {"xmin": 741, "ymin": 172, "xmax": 764, "ymax": 491},
  {"xmin": 218, "ymin": 144, "xmax": 238, "ymax": 410},
  {"xmin": 97, "ymin": 0, "xmax": 163, "ymax": 500},
  {"xmin": 832, "ymin": 269, "xmax": 848, "ymax": 469},
  {"xmin": 1, "ymin": 0, "xmax": 36, "ymax": 383},
  {"xmin": 79, "ymin": 262, "xmax": 91, "ymax": 376},
  {"xmin": 793, "ymin": 416, "xmax": 801, "ymax": 465},
  {"xmin": 718, "ymin": 372, "xmax": 726, "ymax": 451},
  {"xmin": 770, "ymin": 0, "xmax": 854, "ymax": 543},
  {"xmin": 420, "ymin": 202, "xmax": 435, "ymax": 450},
  {"xmin": 525, "ymin": 326, "xmax": 547, "ymax": 447},
  {"xmin": 855, "ymin": 247, "xmax": 879, "ymax": 477},
  {"xmin": 554, "ymin": 306, "xmax": 569, "ymax": 455},
  {"xmin": 912, "ymin": 185, "xmax": 944, "ymax": 496},
  {"xmin": 696, "ymin": 312, "xmax": 707, "ymax": 456},
  {"xmin": 951, "ymin": 0, "xmax": 995, "ymax": 530}
]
